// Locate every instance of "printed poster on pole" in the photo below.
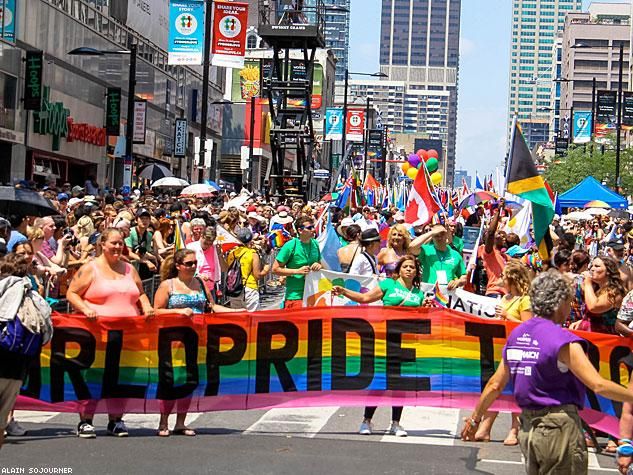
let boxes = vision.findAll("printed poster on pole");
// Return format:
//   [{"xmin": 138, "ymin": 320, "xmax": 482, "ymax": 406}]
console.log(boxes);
[
  {"xmin": 211, "ymin": 1, "xmax": 249, "ymax": 68},
  {"xmin": 346, "ymin": 109, "xmax": 365, "ymax": 142},
  {"xmin": 168, "ymin": 0, "xmax": 205, "ymax": 65},
  {"xmin": 325, "ymin": 108, "xmax": 343, "ymax": 140},
  {"xmin": 572, "ymin": 111, "xmax": 592, "ymax": 144}
]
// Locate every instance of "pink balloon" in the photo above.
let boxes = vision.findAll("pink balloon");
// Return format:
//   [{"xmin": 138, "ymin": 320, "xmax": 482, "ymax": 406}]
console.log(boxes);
[
  {"xmin": 416, "ymin": 149, "xmax": 427, "ymax": 159},
  {"xmin": 427, "ymin": 149, "xmax": 439, "ymax": 159}
]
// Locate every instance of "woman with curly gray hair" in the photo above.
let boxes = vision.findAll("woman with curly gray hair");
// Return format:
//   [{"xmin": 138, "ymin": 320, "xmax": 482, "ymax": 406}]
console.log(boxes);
[{"xmin": 461, "ymin": 269, "xmax": 633, "ymax": 475}]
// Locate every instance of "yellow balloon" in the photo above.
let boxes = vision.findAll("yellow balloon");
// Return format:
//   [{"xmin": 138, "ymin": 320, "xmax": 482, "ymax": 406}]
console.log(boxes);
[
  {"xmin": 406, "ymin": 167, "xmax": 418, "ymax": 180},
  {"xmin": 401, "ymin": 162, "xmax": 410, "ymax": 173},
  {"xmin": 431, "ymin": 171, "xmax": 442, "ymax": 186}
]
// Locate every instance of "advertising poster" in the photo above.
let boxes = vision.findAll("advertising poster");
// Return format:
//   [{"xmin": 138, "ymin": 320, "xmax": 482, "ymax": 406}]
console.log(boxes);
[
  {"xmin": 325, "ymin": 108, "xmax": 343, "ymax": 140},
  {"xmin": 623, "ymin": 91, "xmax": 633, "ymax": 131},
  {"xmin": 168, "ymin": 0, "xmax": 205, "ymax": 65},
  {"xmin": 346, "ymin": 109, "xmax": 365, "ymax": 142},
  {"xmin": 211, "ymin": 1, "xmax": 249, "ymax": 68},
  {"xmin": 572, "ymin": 110, "xmax": 592, "ymax": 144},
  {"xmin": 231, "ymin": 59, "xmax": 261, "ymax": 102},
  {"xmin": 595, "ymin": 90, "xmax": 617, "ymax": 141},
  {"xmin": 0, "ymin": 0, "xmax": 15, "ymax": 42}
]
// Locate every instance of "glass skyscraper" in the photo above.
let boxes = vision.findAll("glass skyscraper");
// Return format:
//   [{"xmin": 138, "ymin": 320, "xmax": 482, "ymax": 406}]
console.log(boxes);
[
  {"xmin": 324, "ymin": 0, "xmax": 351, "ymax": 82},
  {"xmin": 378, "ymin": 0, "xmax": 461, "ymax": 186},
  {"xmin": 508, "ymin": 0, "xmax": 582, "ymax": 149}
]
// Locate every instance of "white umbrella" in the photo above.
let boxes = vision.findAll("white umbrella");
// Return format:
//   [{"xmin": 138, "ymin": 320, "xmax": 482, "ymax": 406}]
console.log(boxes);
[
  {"xmin": 586, "ymin": 208, "xmax": 609, "ymax": 216},
  {"xmin": 180, "ymin": 183, "xmax": 218, "ymax": 197},
  {"xmin": 151, "ymin": 177, "xmax": 190, "ymax": 188},
  {"xmin": 565, "ymin": 211, "xmax": 593, "ymax": 221}
]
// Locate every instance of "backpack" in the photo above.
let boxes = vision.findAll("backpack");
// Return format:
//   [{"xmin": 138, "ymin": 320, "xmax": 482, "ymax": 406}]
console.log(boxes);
[{"xmin": 225, "ymin": 249, "xmax": 246, "ymax": 298}]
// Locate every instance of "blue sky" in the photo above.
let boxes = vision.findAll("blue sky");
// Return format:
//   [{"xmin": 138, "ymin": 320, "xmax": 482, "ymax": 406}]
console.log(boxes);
[{"xmin": 348, "ymin": 0, "xmax": 629, "ymax": 182}]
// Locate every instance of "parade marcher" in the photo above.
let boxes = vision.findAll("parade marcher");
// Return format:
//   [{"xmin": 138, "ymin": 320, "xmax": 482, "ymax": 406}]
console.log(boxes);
[
  {"xmin": 273, "ymin": 215, "xmax": 322, "ymax": 309},
  {"xmin": 410, "ymin": 223, "xmax": 466, "ymax": 288},
  {"xmin": 348, "ymin": 228, "xmax": 381, "ymax": 278},
  {"xmin": 66, "ymin": 228, "xmax": 155, "ymax": 438},
  {"xmin": 478, "ymin": 204, "xmax": 508, "ymax": 297},
  {"xmin": 336, "ymin": 224, "xmax": 361, "ymax": 273},
  {"xmin": 187, "ymin": 226, "xmax": 226, "ymax": 295},
  {"xmin": 377, "ymin": 224, "xmax": 411, "ymax": 276},
  {"xmin": 461, "ymin": 270, "xmax": 633, "ymax": 475}
]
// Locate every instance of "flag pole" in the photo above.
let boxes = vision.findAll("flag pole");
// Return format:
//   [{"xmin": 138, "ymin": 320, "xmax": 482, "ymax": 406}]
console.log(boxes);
[{"xmin": 504, "ymin": 114, "xmax": 519, "ymax": 196}]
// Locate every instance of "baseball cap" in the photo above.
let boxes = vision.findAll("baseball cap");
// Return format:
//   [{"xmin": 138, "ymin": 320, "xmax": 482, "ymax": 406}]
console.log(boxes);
[
  {"xmin": 136, "ymin": 208, "xmax": 151, "ymax": 218},
  {"xmin": 235, "ymin": 227, "xmax": 253, "ymax": 244},
  {"xmin": 506, "ymin": 245, "xmax": 530, "ymax": 257},
  {"xmin": 57, "ymin": 193, "xmax": 69, "ymax": 201}
]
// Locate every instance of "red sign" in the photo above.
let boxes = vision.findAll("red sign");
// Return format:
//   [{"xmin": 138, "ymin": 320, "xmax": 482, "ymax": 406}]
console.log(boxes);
[
  {"xmin": 346, "ymin": 110, "xmax": 365, "ymax": 142},
  {"xmin": 211, "ymin": 1, "xmax": 248, "ymax": 68},
  {"xmin": 66, "ymin": 118, "xmax": 106, "ymax": 147}
]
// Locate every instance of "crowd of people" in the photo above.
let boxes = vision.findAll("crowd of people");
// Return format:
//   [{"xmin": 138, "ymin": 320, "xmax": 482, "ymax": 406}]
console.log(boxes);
[{"xmin": 3, "ymin": 180, "xmax": 633, "ymax": 472}]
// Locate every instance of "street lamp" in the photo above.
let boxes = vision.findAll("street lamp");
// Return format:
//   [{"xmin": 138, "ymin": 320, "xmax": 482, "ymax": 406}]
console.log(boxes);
[
  {"xmin": 571, "ymin": 42, "xmax": 625, "ymax": 190},
  {"xmin": 69, "ymin": 45, "xmax": 136, "ymax": 192}
]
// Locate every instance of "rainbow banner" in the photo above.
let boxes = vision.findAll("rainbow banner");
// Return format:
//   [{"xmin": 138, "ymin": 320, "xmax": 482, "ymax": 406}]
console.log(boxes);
[{"xmin": 15, "ymin": 308, "xmax": 632, "ymax": 437}]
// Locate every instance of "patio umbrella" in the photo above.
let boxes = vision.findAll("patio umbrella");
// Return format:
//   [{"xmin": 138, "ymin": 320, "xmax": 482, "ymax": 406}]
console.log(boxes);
[
  {"xmin": 138, "ymin": 163, "xmax": 173, "ymax": 181},
  {"xmin": 565, "ymin": 210, "xmax": 593, "ymax": 221},
  {"xmin": 180, "ymin": 183, "xmax": 218, "ymax": 197},
  {"xmin": 205, "ymin": 180, "xmax": 221, "ymax": 191},
  {"xmin": 459, "ymin": 190, "xmax": 500, "ymax": 209},
  {"xmin": 584, "ymin": 200, "xmax": 610, "ymax": 209},
  {"xmin": 586, "ymin": 208, "xmax": 609, "ymax": 216},
  {"xmin": 151, "ymin": 177, "xmax": 190, "ymax": 189},
  {"xmin": 0, "ymin": 186, "xmax": 58, "ymax": 217}
]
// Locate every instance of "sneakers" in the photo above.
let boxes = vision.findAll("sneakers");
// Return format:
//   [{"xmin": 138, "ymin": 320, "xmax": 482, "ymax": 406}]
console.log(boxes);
[
  {"xmin": 359, "ymin": 421, "xmax": 373, "ymax": 435},
  {"xmin": 107, "ymin": 420, "xmax": 129, "ymax": 437},
  {"xmin": 5, "ymin": 418, "xmax": 27, "ymax": 436},
  {"xmin": 388, "ymin": 422, "xmax": 408, "ymax": 437},
  {"xmin": 77, "ymin": 421, "xmax": 96, "ymax": 439}
]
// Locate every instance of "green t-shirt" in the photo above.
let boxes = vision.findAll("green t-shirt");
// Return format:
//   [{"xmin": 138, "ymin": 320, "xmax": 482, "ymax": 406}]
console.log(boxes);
[
  {"xmin": 125, "ymin": 227, "xmax": 153, "ymax": 253},
  {"xmin": 379, "ymin": 279, "xmax": 424, "ymax": 307},
  {"xmin": 451, "ymin": 235, "xmax": 464, "ymax": 254},
  {"xmin": 276, "ymin": 238, "xmax": 321, "ymax": 301},
  {"xmin": 418, "ymin": 243, "xmax": 466, "ymax": 284}
]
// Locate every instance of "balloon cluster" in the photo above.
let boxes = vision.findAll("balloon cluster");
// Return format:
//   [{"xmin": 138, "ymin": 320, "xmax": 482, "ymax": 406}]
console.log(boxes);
[{"xmin": 400, "ymin": 149, "xmax": 442, "ymax": 185}]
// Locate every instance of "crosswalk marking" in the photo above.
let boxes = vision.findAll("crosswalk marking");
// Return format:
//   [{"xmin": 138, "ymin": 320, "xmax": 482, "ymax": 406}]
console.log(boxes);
[
  {"xmin": 380, "ymin": 407, "xmax": 460, "ymax": 445},
  {"xmin": 244, "ymin": 407, "xmax": 338, "ymax": 438},
  {"xmin": 122, "ymin": 412, "xmax": 203, "ymax": 430},
  {"xmin": 12, "ymin": 410, "xmax": 59, "ymax": 424}
]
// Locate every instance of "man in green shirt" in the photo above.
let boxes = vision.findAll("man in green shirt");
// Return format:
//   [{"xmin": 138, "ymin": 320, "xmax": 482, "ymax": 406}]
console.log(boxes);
[
  {"xmin": 273, "ymin": 215, "xmax": 322, "ymax": 309},
  {"xmin": 410, "ymin": 223, "xmax": 466, "ymax": 289}
]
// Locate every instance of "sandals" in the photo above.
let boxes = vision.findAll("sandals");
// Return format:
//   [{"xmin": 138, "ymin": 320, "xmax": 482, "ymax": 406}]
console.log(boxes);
[
  {"xmin": 173, "ymin": 427, "xmax": 196, "ymax": 437},
  {"xmin": 157, "ymin": 427, "xmax": 170, "ymax": 437}
]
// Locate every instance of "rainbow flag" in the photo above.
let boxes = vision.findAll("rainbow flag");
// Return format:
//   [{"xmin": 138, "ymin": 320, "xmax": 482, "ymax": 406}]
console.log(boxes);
[
  {"xmin": 433, "ymin": 282, "xmax": 449, "ymax": 308},
  {"xmin": 267, "ymin": 228, "xmax": 290, "ymax": 249}
]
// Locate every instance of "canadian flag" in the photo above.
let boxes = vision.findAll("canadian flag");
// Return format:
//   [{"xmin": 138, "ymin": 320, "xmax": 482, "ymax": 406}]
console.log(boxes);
[
  {"xmin": 405, "ymin": 167, "xmax": 442, "ymax": 227},
  {"xmin": 215, "ymin": 225, "xmax": 241, "ymax": 253}
]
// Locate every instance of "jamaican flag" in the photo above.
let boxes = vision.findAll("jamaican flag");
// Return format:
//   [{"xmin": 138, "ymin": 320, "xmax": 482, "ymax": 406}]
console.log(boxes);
[{"xmin": 507, "ymin": 123, "xmax": 554, "ymax": 259}]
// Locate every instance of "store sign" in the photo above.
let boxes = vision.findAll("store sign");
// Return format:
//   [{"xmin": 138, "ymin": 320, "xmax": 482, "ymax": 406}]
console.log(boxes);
[
  {"xmin": 174, "ymin": 118, "xmax": 187, "ymax": 157},
  {"xmin": 167, "ymin": 0, "xmax": 205, "ymax": 65},
  {"xmin": 346, "ymin": 110, "xmax": 365, "ymax": 142},
  {"xmin": 105, "ymin": 87, "xmax": 121, "ymax": 136},
  {"xmin": 0, "ymin": 126, "xmax": 23, "ymax": 144},
  {"xmin": 33, "ymin": 87, "xmax": 106, "ymax": 151},
  {"xmin": 211, "ymin": 1, "xmax": 249, "ymax": 68},
  {"xmin": 133, "ymin": 100, "xmax": 147, "ymax": 144},
  {"xmin": 24, "ymin": 51, "xmax": 43, "ymax": 111}
]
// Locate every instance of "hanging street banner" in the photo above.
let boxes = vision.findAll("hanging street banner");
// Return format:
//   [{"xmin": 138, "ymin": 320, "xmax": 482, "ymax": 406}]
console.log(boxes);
[
  {"xmin": 622, "ymin": 91, "xmax": 633, "ymax": 131},
  {"xmin": 24, "ymin": 51, "xmax": 43, "ymax": 111},
  {"xmin": 325, "ymin": 108, "xmax": 344, "ymax": 141},
  {"xmin": 572, "ymin": 111, "xmax": 592, "ymax": 144},
  {"xmin": 555, "ymin": 137, "xmax": 569, "ymax": 157},
  {"xmin": 595, "ymin": 90, "xmax": 617, "ymax": 142},
  {"xmin": 105, "ymin": 88, "xmax": 122, "ymax": 136},
  {"xmin": 167, "ymin": 0, "xmax": 205, "ymax": 65},
  {"xmin": 0, "ymin": 0, "xmax": 16, "ymax": 42},
  {"xmin": 346, "ymin": 109, "xmax": 365, "ymax": 142},
  {"xmin": 132, "ymin": 100, "xmax": 147, "ymax": 144},
  {"xmin": 211, "ymin": 1, "xmax": 249, "ymax": 68},
  {"xmin": 14, "ymin": 308, "xmax": 631, "ymax": 438},
  {"xmin": 174, "ymin": 118, "xmax": 188, "ymax": 157}
]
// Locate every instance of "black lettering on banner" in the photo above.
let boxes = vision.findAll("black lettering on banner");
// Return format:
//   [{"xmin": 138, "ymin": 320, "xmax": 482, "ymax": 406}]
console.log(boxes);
[
  {"xmin": 453, "ymin": 297, "xmax": 466, "ymax": 314},
  {"xmin": 21, "ymin": 355, "xmax": 42, "ymax": 399},
  {"xmin": 101, "ymin": 330, "xmax": 147, "ymax": 399},
  {"xmin": 307, "ymin": 319, "xmax": 323, "ymax": 391},
  {"xmin": 50, "ymin": 328, "xmax": 96, "ymax": 402},
  {"xmin": 156, "ymin": 327, "xmax": 199, "ymax": 400},
  {"xmin": 255, "ymin": 321, "xmax": 299, "ymax": 393},
  {"xmin": 205, "ymin": 324, "xmax": 247, "ymax": 396},
  {"xmin": 464, "ymin": 322, "xmax": 506, "ymax": 390},
  {"xmin": 386, "ymin": 319, "xmax": 431, "ymax": 391},
  {"xmin": 331, "ymin": 318, "xmax": 375, "ymax": 390},
  {"xmin": 609, "ymin": 346, "xmax": 632, "ymax": 418},
  {"xmin": 583, "ymin": 340, "xmax": 602, "ymax": 412}
]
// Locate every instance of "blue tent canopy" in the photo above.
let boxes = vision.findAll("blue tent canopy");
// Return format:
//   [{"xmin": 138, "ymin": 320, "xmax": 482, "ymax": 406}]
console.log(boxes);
[{"xmin": 558, "ymin": 176, "xmax": 628, "ymax": 209}]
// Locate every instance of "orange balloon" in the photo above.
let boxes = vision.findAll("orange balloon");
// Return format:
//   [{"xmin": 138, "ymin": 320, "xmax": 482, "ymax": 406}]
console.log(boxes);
[
  {"xmin": 427, "ymin": 149, "xmax": 439, "ymax": 159},
  {"xmin": 401, "ymin": 162, "xmax": 411, "ymax": 173},
  {"xmin": 406, "ymin": 167, "xmax": 418, "ymax": 180}
]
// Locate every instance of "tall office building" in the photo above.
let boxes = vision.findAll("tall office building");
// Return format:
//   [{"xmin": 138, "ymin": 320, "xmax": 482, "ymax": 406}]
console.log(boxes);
[
  {"xmin": 324, "ymin": 0, "xmax": 351, "ymax": 81},
  {"xmin": 508, "ymin": 0, "xmax": 582, "ymax": 149},
  {"xmin": 377, "ymin": 0, "xmax": 461, "ymax": 186}
]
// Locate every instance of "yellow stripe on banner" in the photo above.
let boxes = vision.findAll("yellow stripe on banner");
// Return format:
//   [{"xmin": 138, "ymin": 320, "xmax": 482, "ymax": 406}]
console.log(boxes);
[{"xmin": 507, "ymin": 176, "xmax": 545, "ymax": 195}]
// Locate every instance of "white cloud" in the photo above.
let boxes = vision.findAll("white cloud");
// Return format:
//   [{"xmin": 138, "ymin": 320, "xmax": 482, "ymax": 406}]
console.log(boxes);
[{"xmin": 459, "ymin": 37, "xmax": 476, "ymax": 58}]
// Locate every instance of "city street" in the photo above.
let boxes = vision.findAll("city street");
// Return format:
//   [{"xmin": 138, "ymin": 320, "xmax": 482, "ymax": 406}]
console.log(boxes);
[{"xmin": 3, "ymin": 407, "xmax": 618, "ymax": 474}]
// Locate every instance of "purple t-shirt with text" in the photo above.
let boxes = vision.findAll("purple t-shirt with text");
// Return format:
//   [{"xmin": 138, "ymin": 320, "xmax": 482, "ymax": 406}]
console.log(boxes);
[{"xmin": 504, "ymin": 317, "xmax": 586, "ymax": 410}]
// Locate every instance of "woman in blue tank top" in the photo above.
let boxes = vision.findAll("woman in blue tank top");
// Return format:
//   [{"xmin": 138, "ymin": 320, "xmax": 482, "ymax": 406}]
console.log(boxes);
[{"xmin": 154, "ymin": 249, "xmax": 242, "ymax": 437}]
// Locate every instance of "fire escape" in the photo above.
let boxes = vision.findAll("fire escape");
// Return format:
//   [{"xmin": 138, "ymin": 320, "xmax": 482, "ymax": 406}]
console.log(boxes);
[{"xmin": 258, "ymin": 0, "xmax": 325, "ymax": 200}]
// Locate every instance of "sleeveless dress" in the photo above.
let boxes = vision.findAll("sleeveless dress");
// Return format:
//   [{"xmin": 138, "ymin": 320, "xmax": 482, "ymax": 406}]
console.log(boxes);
[
  {"xmin": 167, "ymin": 279, "xmax": 208, "ymax": 314},
  {"xmin": 83, "ymin": 262, "xmax": 140, "ymax": 316}
]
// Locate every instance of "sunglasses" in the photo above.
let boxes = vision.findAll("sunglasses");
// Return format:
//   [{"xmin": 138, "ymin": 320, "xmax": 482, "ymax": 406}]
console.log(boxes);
[
  {"xmin": 181, "ymin": 260, "xmax": 198, "ymax": 268},
  {"xmin": 301, "ymin": 225, "xmax": 315, "ymax": 230}
]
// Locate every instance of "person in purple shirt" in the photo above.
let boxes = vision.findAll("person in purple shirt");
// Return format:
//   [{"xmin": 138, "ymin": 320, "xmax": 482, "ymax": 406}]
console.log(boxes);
[{"xmin": 461, "ymin": 270, "xmax": 633, "ymax": 475}]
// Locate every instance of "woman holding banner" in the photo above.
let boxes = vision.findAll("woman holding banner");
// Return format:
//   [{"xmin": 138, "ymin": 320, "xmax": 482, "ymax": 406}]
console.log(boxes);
[
  {"xmin": 461, "ymin": 270, "xmax": 633, "ymax": 475},
  {"xmin": 333, "ymin": 254, "xmax": 426, "ymax": 437},
  {"xmin": 66, "ymin": 228, "xmax": 155, "ymax": 439},
  {"xmin": 154, "ymin": 249, "xmax": 241, "ymax": 437}
]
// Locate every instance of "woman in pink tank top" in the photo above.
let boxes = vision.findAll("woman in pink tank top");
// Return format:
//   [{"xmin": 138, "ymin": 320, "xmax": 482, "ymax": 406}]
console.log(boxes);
[{"xmin": 66, "ymin": 228, "xmax": 154, "ymax": 438}]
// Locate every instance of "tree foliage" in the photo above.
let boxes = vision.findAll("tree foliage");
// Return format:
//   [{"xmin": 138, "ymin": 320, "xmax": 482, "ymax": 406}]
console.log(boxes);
[{"xmin": 544, "ymin": 141, "xmax": 633, "ymax": 196}]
